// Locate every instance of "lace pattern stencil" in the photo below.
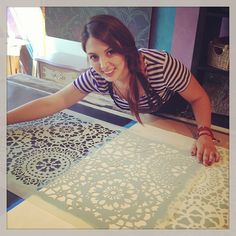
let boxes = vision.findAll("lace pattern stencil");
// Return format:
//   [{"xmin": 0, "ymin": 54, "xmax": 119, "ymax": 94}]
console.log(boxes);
[
  {"xmin": 37, "ymin": 130, "xmax": 202, "ymax": 229},
  {"xmin": 7, "ymin": 111, "xmax": 229, "ymax": 229},
  {"xmin": 156, "ymin": 147, "xmax": 229, "ymax": 229},
  {"xmin": 7, "ymin": 110, "xmax": 121, "ymax": 193}
]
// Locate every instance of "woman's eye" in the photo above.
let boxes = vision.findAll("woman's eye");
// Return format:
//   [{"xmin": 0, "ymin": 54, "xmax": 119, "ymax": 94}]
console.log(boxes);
[
  {"xmin": 107, "ymin": 49, "xmax": 114, "ymax": 56},
  {"xmin": 89, "ymin": 55, "xmax": 98, "ymax": 61}
]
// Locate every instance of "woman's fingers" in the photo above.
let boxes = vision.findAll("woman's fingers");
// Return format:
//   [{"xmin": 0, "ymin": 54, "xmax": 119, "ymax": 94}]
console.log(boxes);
[
  {"xmin": 191, "ymin": 141, "xmax": 220, "ymax": 166},
  {"xmin": 201, "ymin": 151, "xmax": 220, "ymax": 166},
  {"xmin": 191, "ymin": 142, "xmax": 197, "ymax": 156},
  {"xmin": 214, "ymin": 151, "xmax": 221, "ymax": 162},
  {"xmin": 197, "ymin": 149, "xmax": 204, "ymax": 164}
]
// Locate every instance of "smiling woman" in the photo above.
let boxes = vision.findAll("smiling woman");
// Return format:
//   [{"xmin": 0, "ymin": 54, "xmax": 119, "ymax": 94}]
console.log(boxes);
[
  {"xmin": 79, "ymin": 15, "xmax": 164, "ymax": 123},
  {"xmin": 7, "ymin": 14, "xmax": 220, "ymax": 167}
]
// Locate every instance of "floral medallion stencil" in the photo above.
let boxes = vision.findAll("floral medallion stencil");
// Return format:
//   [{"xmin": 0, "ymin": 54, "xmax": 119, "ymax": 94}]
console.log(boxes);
[
  {"xmin": 36, "ymin": 129, "xmax": 204, "ymax": 229},
  {"xmin": 7, "ymin": 110, "xmax": 122, "ymax": 194}
]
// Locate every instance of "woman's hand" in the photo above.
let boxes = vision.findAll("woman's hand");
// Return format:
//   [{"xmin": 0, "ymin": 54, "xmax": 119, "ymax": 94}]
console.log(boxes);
[{"xmin": 191, "ymin": 135, "xmax": 220, "ymax": 166}]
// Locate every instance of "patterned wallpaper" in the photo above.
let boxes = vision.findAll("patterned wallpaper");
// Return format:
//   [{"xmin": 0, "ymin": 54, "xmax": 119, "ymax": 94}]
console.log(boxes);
[{"xmin": 45, "ymin": 7, "xmax": 152, "ymax": 49}]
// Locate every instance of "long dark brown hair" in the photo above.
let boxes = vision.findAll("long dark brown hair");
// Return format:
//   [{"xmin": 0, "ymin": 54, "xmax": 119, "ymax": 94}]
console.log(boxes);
[{"xmin": 81, "ymin": 14, "xmax": 156, "ymax": 123}]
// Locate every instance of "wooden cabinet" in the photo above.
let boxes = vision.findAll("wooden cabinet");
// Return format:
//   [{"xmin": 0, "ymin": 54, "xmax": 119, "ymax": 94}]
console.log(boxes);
[
  {"xmin": 191, "ymin": 7, "xmax": 229, "ymax": 80},
  {"xmin": 191, "ymin": 7, "xmax": 229, "ymax": 128},
  {"xmin": 35, "ymin": 52, "xmax": 88, "ymax": 86},
  {"xmin": 7, "ymin": 56, "xmax": 20, "ymax": 75}
]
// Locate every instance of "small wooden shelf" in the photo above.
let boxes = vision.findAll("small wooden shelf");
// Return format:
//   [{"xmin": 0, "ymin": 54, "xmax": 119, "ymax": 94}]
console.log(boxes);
[
  {"xmin": 197, "ymin": 65, "xmax": 229, "ymax": 77},
  {"xmin": 189, "ymin": 7, "xmax": 229, "ymax": 127},
  {"xmin": 207, "ymin": 10, "xmax": 229, "ymax": 18}
]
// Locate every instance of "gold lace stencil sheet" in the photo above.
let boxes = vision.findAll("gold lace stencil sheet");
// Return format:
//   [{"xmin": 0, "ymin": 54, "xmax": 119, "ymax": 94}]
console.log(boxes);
[
  {"xmin": 7, "ymin": 109, "xmax": 123, "ymax": 197},
  {"xmin": 33, "ymin": 125, "xmax": 229, "ymax": 229}
]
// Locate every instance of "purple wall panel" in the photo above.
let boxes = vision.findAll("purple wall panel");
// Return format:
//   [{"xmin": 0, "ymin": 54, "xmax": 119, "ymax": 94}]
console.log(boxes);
[{"xmin": 171, "ymin": 7, "xmax": 199, "ymax": 70}]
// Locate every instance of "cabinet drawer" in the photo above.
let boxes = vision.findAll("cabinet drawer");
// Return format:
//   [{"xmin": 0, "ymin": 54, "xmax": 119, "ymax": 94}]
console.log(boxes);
[{"xmin": 39, "ymin": 62, "xmax": 82, "ymax": 85}]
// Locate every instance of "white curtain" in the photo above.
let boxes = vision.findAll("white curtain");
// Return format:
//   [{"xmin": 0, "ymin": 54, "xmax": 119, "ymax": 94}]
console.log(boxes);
[{"xmin": 8, "ymin": 7, "xmax": 46, "ymax": 59}]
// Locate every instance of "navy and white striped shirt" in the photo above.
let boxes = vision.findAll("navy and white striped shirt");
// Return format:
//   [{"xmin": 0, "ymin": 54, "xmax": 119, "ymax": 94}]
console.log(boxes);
[{"xmin": 73, "ymin": 48, "xmax": 191, "ymax": 113}]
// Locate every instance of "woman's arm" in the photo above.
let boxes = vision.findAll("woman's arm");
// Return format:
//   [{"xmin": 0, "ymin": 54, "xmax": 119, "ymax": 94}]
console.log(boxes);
[
  {"xmin": 180, "ymin": 74, "xmax": 211, "ymax": 128},
  {"xmin": 179, "ymin": 74, "xmax": 220, "ymax": 166},
  {"xmin": 7, "ymin": 83, "xmax": 88, "ymax": 125}
]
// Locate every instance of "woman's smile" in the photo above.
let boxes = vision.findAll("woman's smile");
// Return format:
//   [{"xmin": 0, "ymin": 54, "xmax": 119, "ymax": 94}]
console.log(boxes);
[{"xmin": 102, "ymin": 68, "xmax": 116, "ymax": 77}]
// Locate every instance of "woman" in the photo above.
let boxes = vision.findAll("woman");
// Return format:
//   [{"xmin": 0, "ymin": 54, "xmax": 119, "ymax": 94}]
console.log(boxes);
[{"xmin": 7, "ymin": 14, "xmax": 220, "ymax": 166}]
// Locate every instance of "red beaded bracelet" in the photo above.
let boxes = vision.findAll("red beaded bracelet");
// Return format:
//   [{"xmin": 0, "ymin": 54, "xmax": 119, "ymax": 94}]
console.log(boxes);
[
  {"xmin": 197, "ymin": 126, "xmax": 218, "ymax": 142},
  {"xmin": 197, "ymin": 126, "xmax": 213, "ymax": 134}
]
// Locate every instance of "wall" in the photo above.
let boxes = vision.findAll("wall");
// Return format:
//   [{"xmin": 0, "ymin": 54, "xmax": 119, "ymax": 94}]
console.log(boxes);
[
  {"xmin": 44, "ymin": 36, "xmax": 86, "ymax": 58},
  {"xmin": 149, "ymin": 7, "xmax": 176, "ymax": 53},
  {"xmin": 45, "ymin": 7, "xmax": 200, "ymax": 70},
  {"xmin": 45, "ymin": 7, "xmax": 152, "ymax": 49},
  {"xmin": 150, "ymin": 7, "xmax": 199, "ymax": 70},
  {"xmin": 171, "ymin": 7, "xmax": 200, "ymax": 69}
]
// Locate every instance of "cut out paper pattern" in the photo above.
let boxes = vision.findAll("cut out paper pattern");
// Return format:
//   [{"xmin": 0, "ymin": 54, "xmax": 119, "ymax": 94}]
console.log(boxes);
[
  {"xmin": 36, "ymin": 129, "xmax": 203, "ymax": 229},
  {"xmin": 7, "ymin": 110, "xmax": 121, "ymax": 194},
  {"xmin": 156, "ymin": 147, "xmax": 229, "ymax": 229}
]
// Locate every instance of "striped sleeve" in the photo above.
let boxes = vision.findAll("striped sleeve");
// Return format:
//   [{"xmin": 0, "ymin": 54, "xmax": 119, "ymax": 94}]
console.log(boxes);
[
  {"xmin": 73, "ymin": 68, "xmax": 99, "ymax": 93},
  {"xmin": 163, "ymin": 52, "xmax": 191, "ymax": 93}
]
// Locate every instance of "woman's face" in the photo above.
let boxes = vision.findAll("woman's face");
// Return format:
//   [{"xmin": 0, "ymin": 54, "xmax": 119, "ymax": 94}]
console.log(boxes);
[{"xmin": 85, "ymin": 37, "xmax": 130, "ymax": 83}]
